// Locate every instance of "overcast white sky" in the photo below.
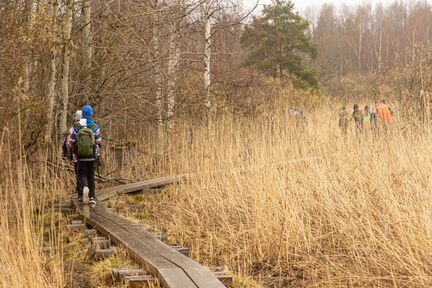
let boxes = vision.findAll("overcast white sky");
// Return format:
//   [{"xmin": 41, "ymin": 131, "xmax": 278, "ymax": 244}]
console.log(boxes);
[
  {"xmin": 292, "ymin": 0, "xmax": 395, "ymax": 11},
  {"xmin": 243, "ymin": 0, "xmax": 431, "ymax": 14}
]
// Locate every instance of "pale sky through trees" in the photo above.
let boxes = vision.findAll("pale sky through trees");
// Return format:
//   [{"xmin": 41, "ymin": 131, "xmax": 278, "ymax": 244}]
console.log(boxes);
[{"xmin": 244, "ymin": 0, "xmax": 432, "ymax": 14}]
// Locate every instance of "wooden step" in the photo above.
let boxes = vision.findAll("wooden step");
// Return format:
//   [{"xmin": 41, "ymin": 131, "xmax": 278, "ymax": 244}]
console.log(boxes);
[
  {"xmin": 87, "ymin": 248, "xmax": 116, "ymax": 260},
  {"xmin": 66, "ymin": 223, "xmax": 85, "ymax": 231},
  {"xmin": 90, "ymin": 236, "xmax": 107, "ymax": 242},
  {"xmin": 82, "ymin": 236, "xmax": 109, "ymax": 247},
  {"xmin": 153, "ymin": 231, "xmax": 167, "ymax": 242},
  {"xmin": 53, "ymin": 200, "xmax": 72, "ymax": 209},
  {"xmin": 171, "ymin": 245, "xmax": 189, "ymax": 257},
  {"xmin": 92, "ymin": 239, "xmax": 111, "ymax": 249},
  {"xmin": 56, "ymin": 207, "xmax": 74, "ymax": 214},
  {"xmin": 67, "ymin": 214, "xmax": 81, "ymax": 221},
  {"xmin": 213, "ymin": 271, "xmax": 233, "ymax": 285},
  {"xmin": 84, "ymin": 229, "xmax": 97, "ymax": 236},
  {"xmin": 112, "ymin": 267, "xmax": 145, "ymax": 281},
  {"xmin": 124, "ymin": 275, "xmax": 157, "ymax": 288}
]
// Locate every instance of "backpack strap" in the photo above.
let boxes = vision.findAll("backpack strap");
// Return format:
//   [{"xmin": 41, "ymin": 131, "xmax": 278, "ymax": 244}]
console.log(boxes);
[{"xmin": 73, "ymin": 123, "xmax": 82, "ymax": 133}]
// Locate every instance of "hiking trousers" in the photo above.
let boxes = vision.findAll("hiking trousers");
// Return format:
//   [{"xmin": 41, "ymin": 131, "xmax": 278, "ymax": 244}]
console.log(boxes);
[{"xmin": 77, "ymin": 161, "xmax": 96, "ymax": 199}]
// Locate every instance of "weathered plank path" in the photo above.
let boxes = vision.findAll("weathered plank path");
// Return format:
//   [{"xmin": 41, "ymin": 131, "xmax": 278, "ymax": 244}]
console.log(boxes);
[
  {"xmin": 72, "ymin": 176, "xmax": 225, "ymax": 288},
  {"xmin": 96, "ymin": 175, "xmax": 184, "ymax": 201}
]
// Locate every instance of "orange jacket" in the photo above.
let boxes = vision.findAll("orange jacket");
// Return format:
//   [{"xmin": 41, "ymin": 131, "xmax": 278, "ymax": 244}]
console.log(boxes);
[{"xmin": 376, "ymin": 103, "xmax": 393, "ymax": 124}]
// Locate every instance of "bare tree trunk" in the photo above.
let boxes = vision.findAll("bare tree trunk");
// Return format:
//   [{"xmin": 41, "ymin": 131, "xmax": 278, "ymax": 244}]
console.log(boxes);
[
  {"xmin": 46, "ymin": 56, "xmax": 57, "ymax": 144},
  {"xmin": 59, "ymin": 0, "xmax": 74, "ymax": 140},
  {"xmin": 357, "ymin": 23, "xmax": 363, "ymax": 72},
  {"xmin": 378, "ymin": 24, "xmax": 382, "ymax": 73},
  {"xmin": 152, "ymin": 0, "xmax": 163, "ymax": 133},
  {"xmin": 154, "ymin": 32, "xmax": 164, "ymax": 131},
  {"xmin": 412, "ymin": 25, "xmax": 416, "ymax": 61},
  {"xmin": 203, "ymin": 0, "xmax": 213, "ymax": 108},
  {"xmin": 46, "ymin": 0, "xmax": 59, "ymax": 146},
  {"xmin": 24, "ymin": 0, "xmax": 33, "ymax": 92},
  {"xmin": 166, "ymin": 20, "xmax": 180, "ymax": 132},
  {"xmin": 82, "ymin": 0, "xmax": 93, "ymax": 103}
]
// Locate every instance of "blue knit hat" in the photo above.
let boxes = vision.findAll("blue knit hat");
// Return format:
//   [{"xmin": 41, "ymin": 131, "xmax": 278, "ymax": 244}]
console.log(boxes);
[{"xmin": 82, "ymin": 105, "xmax": 93, "ymax": 118}]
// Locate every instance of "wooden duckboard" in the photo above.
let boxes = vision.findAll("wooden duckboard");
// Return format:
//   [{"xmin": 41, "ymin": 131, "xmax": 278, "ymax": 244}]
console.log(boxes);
[
  {"xmin": 72, "ymin": 199, "xmax": 224, "ymax": 288},
  {"xmin": 96, "ymin": 175, "xmax": 184, "ymax": 201}
]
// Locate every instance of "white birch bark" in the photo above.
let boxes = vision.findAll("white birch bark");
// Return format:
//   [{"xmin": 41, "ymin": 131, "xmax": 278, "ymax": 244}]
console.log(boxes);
[
  {"xmin": 59, "ymin": 0, "xmax": 74, "ymax": 139},
  {"xmin": 357, "ymin": 23, "xmax": 363, "ymax": 72},
  {"xmin": 82, "ymin": 0, "xmax": 93, "ymax": 102},
  {"xmin": 412, "ymin": 25, "xmax": 416, "ymax": 61},
  {"xmin": 46, "ymin": 0, "xmax": 58, "ymax": 145},
  {"xmin": 166, "ymin": 20, "xmax": 180, "ymax": 132},
  {"xmin": 203, "ymin": 0, "xmax": 213, "ymax": 108},
  {"xmin": 46, "ymin": 56, "xmax": 58, "ymax": 145},
  {"xmin": 378, "ymin": 24, "xmax": 382, "ymax": 73},
  {"xmin": 153, "ymin": 0, "xmax": 163, "ymax": 131}
]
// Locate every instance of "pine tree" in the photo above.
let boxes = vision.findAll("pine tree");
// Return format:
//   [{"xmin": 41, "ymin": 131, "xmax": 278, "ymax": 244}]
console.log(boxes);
[{"xmin": 241, "ymin": 0, "xmax": 318, "ymax": 89}]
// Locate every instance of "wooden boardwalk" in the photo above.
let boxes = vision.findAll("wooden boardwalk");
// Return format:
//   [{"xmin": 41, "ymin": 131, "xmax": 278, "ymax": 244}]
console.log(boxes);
[
  {"xmin": 96, "ymin": 175, "xmax": 183, "ymax": 201},
  {"xmin": 72, "ymin": 176, "xmax": 225, "ymax": 288}
]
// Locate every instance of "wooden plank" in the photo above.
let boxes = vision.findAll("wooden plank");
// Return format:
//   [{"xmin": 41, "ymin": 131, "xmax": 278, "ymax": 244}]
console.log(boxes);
[
  {"xmin": 158, "ymin": 268, "xmax": 199, "ymax": 288},
  {"xmin": 96, "ymin": 210, "xmax": 224, "ymax": 287},
  {"xmin": 183, "ymin": 268, "xmax": 227, "ymax": 288},
  {"xmin": 72, "ymin": 199, "xmax": 198, "ymax": 288},
  {"xmin": 77, "ymin": 203, "xmax": 179, "ymax": 270},
  {"xmin": 96, "ymin": 175, "xmax": 183, "ymax": 201}
]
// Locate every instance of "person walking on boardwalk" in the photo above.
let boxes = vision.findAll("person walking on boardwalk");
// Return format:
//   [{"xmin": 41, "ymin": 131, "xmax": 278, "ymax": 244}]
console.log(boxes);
[
  {"xmin": 338, "ymin": 106, "xmax": 349, "ymax": 137},
  {"xmin": 68, "ymin": 105, "xmax": 102, "ymax": 205},
  {"xmin": 352, "ymin": 104, "xmax": 364, "ymax": 134},
  {"xmin": 63, "ymin": 110, "xmax": 82, "ymax": 174}
]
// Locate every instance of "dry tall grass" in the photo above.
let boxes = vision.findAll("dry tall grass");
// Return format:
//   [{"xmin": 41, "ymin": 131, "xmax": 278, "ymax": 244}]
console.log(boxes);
[
  {"xmin": 0, "ymin": 128, "xmax": 64, "ymax": 288},
  {"xmin": 143, "ymin": 101, "xmax": 432, "ymax": 287},
  {"xmin": 3, "ymin": 92, "xmax": 431, "ymax": 287}
]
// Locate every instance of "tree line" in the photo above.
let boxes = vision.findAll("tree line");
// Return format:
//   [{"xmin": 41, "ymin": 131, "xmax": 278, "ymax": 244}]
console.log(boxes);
[{"xmin": 310, "ymin": 0, "xmax": 432, "ymax": 79}]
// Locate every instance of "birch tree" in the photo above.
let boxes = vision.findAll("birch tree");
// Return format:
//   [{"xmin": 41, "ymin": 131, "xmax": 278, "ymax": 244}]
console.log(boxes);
[
  {"xmin": 46, "ymin": 0, "xmax": 59, "ymax": 146},
  {"xmin": 166, "ymin": 12, "xmax": 181, "ymax": 132},
  {"xmin": 59, "ymin": 0, "xmax": 74, "ymax": 138},
  {"xmin": 375, "ymin": 4, "xmax": 384, "ymax": 73},
  {"xmin": 82, "ymin": 0, "xmax": 93, "ymax": 102},
  {"xmin": 152, "ymin": 0, "xmax": 163, "ymax": 132},
  {"xmin": 203, "ymin": 0, "xmax": 214, "ymax": 108}
]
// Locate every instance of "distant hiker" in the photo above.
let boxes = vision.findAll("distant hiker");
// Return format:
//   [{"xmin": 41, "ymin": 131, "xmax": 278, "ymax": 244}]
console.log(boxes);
[
  {"xmin": 68, "ymin": 105, "xmax": 102, "ymax": 205},
  {"xmin": 63, "ymin": 110, "xmax": 82, "ymax": 172},
  {"xmin": 352, "ymin": 104, "xmax": 364, "ymax": 134},
  {"xmin": 369, "ymin": 107, "xmax": 378, "ymax": 130},
  {"xmin": 363, "ymin": 105, "xmax": 371, "ymax": 124},
  {"xmin": 376, "ymin": 99, "xmax": 393, "ymax": 126},
  {"xmin": 338, "ymin": 106, "xmax": 349, "ymax": 136},
  {"xmin": 288, "ymin": 108, "xmax": 307, "ymax": 128}
]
